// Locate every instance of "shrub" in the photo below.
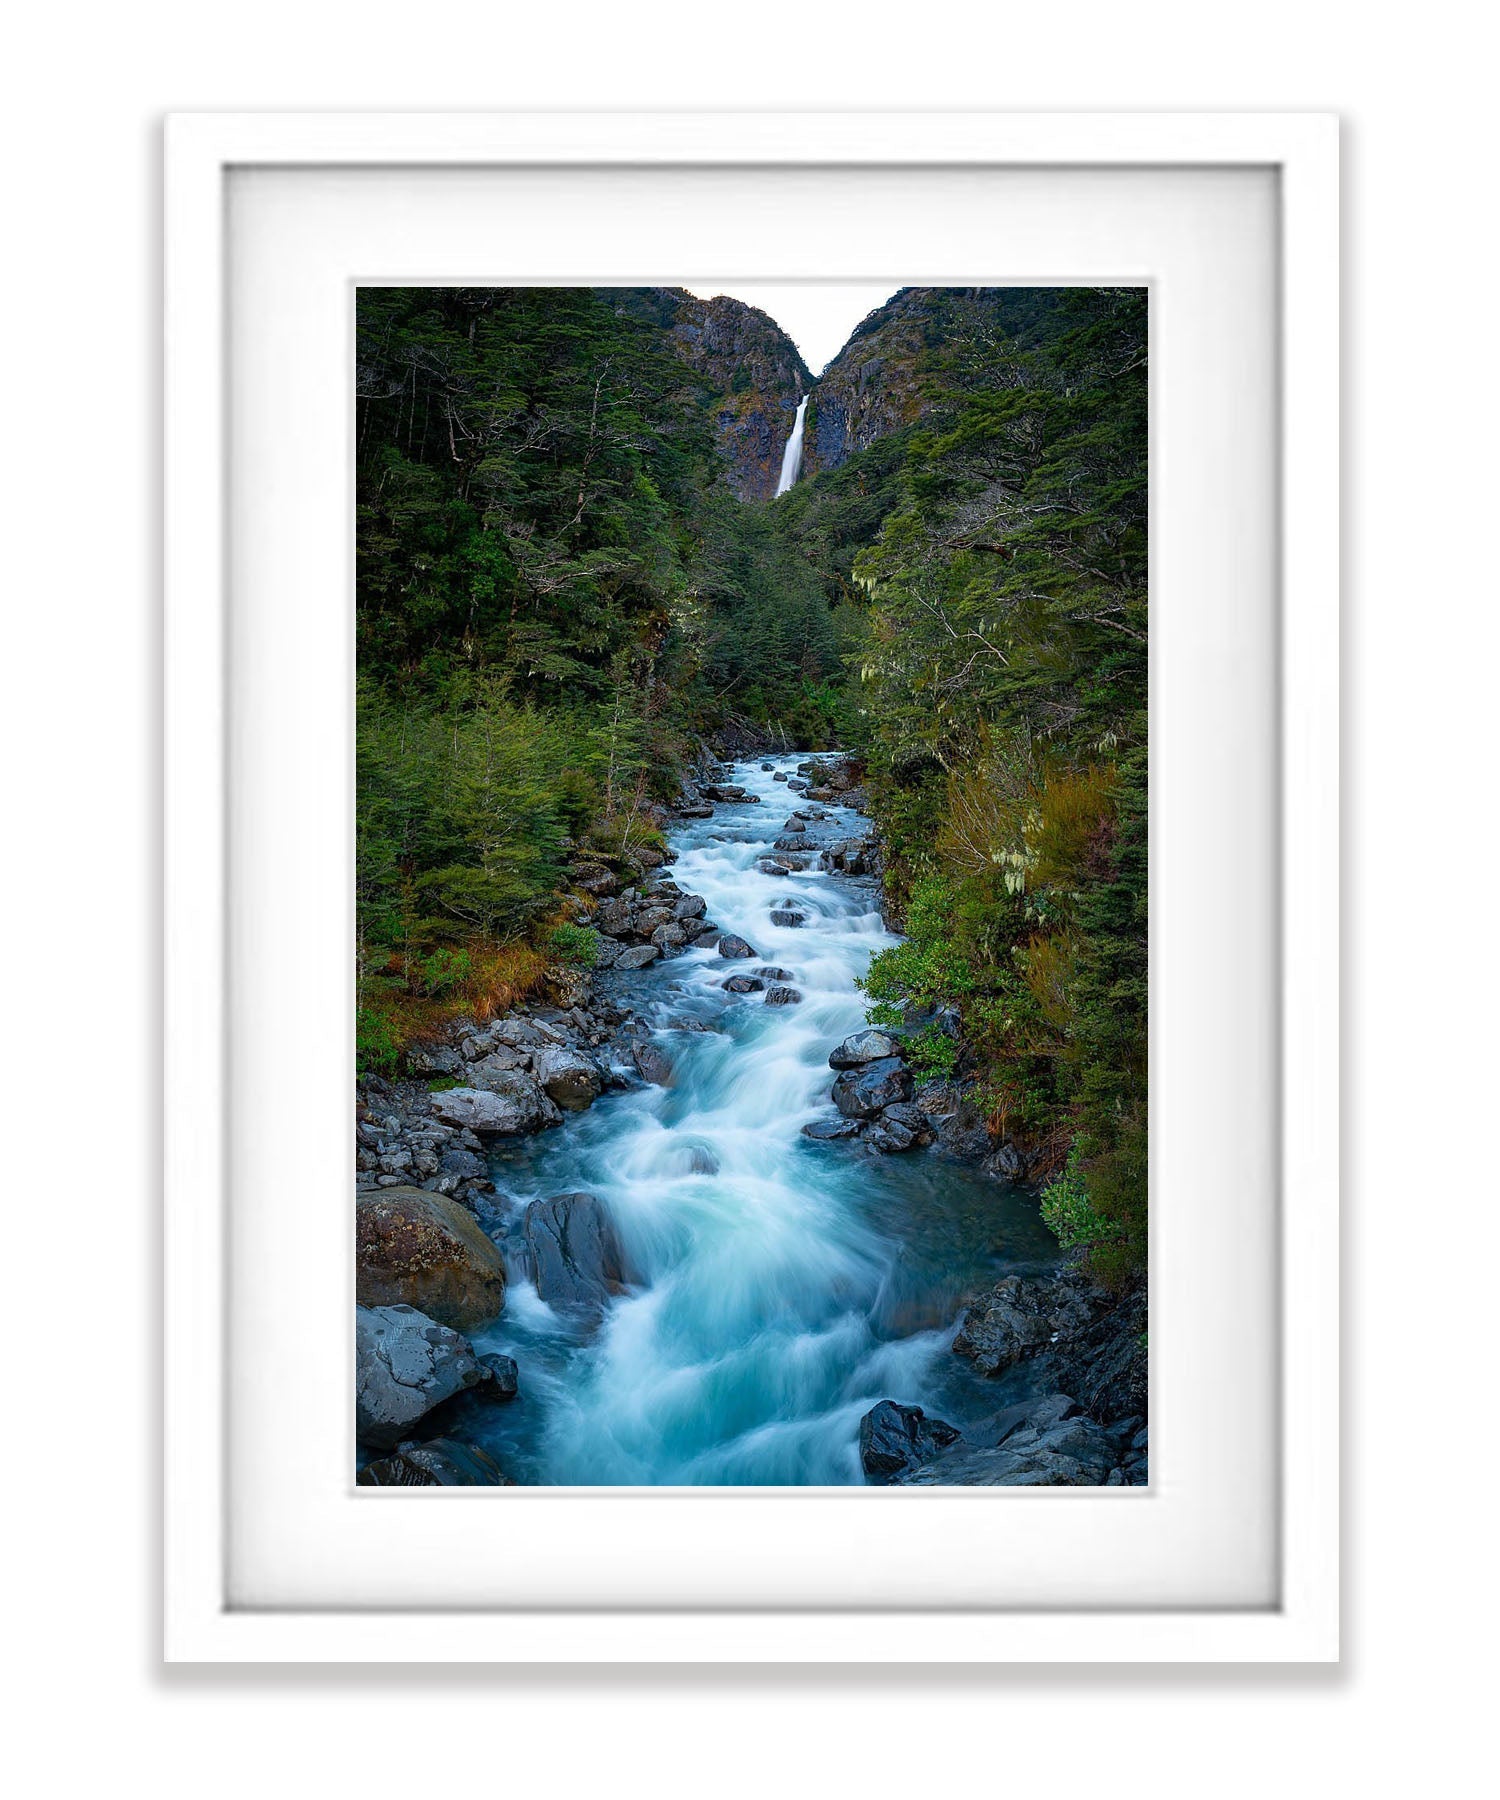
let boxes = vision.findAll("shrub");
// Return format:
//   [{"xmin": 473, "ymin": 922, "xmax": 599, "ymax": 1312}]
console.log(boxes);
[
  {"xmin": 547, "ymin": 921, "xmax": 602, "ymax": 967},
  {"xmin": 1039, "ymin": 1150, "xmax": 1114, "ymax": 1251}
]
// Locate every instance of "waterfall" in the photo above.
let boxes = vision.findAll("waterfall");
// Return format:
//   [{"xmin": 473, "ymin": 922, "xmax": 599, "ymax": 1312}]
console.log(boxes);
[{"xmin": 775, "ymin": 395, "xmax": 808, "ymax": 496}]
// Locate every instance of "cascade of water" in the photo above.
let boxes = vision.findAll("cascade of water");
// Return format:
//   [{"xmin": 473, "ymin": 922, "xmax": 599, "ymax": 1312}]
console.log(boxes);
[
  {"xmin": 467, "ymin": 757, "xmax": 1059, "ymax": 1485},
  {"xmin": 775, "ymin": 395, "xmax": 809, "ymax": 496}
]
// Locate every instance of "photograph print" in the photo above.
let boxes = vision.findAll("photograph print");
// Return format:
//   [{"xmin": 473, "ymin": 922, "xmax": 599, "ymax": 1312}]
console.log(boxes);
[{"xmin": 353, "ymin": 283, "xmax": 1148, "ymax": 1488}]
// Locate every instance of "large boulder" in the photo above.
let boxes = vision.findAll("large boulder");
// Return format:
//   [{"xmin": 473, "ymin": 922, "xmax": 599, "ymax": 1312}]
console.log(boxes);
[
  {"xmin": 803, "ymin": 1116, "xmax": 862, "ymax": 1141},
  {"xmin": 899, "ymin": 1394, "xmax": 1117, "ymax": 1487},
  {"xmin": 859, "ymin": 1401, "xmax": 962, "ymax": 1484},
  {"xmin": 763, "ymin": 985, "xmax": 802, "ymax": 1006},
  {"xmin": 531, "ymin": 1042, "xmax": 604, "ymax": 1112},
  {"xmin": 831, "ymin": 1057, "xmax": 913, "ymax": 1119},
  {"xmin": 355, "ymin": 1304, "xmax": 487, "ymax": 1449},
  {"xmin": 829, "ymin": 1028, "xmax": 900, "ymax": 1069},
  {"xmin": 355, "ymin": 1185, "xmax": 508, "ymax": 1329},
  {"xmin": 523, "ymin": 1192, "xmax": 630, "ymax": 1322},
  {"xmin": 632, "ymin": 1039, "xmax": 676, "ymax": 1086},
  {"xmin": 717, "ymin": 934, "xmax": 758, "ymax": 960},
  {"xmin": 357, "ymin": 1437, "xmax": 510, "ymax": 1486},
  {"xmin": 614, "ymin": 943, "xmax": 661, "ymax": 971},
  {"xmin": 952, "ymin": 1273, "xmax": 1095, "ymax": 1377},
  {"xmin": 430, "ymin": 1078, "xmax": 560, "ymax": 1138}
]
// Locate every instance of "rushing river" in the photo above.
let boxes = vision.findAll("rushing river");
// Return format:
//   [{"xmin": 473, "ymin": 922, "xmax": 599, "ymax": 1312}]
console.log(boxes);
[{"xmin": 469, "ymin": 754, "xmax": 1059, "ymax": 1485}]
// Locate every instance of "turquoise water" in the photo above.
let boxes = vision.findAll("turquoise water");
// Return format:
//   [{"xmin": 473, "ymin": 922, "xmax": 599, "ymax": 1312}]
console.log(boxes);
[{"xmin": 468, "ymin": 756, "xmax": 1058, "ymax": 1485}]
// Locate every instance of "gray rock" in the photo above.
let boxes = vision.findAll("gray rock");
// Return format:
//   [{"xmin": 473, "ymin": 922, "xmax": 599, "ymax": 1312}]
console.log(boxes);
[
  {"xmin": 781, "ymin": 817, "xmax": 806, "ymax": 832},
  {"xmin": 723, "ymin": 974, "xmax": 764, "ymax": 994},
  {"xmin": 952, "ymin": 1273, "xmax": 1095, "ymax": 1377},
  {"xmin": 831, "ymin": 1057, "xmax": 913, "ymax": 1119},
  {"xmin": 404, "ymin": 1043, "xmax": 464, "ymax": 1078},
  {"xmin": 673, "ymin": 893, "xmax": 707, "ymax": 921},
  {"xmin": 717, "ymin": 934, "xmax": 758, "ymax": 960},
  {"xmin": 757, "ymin": 858, "xmax": 792, "ymax": 876},
  {"xmin": 531, "ymin": 1042, "xmax": 604, "ymax": 1112},
  {"xmin": 901, "ymin": 1396, "xmax": 1117, "ymax": 1487},
  {"xmin": 772, "ymin": 771, "xmax": 788, "ymax": 781},
  {"xmin": 763, "ymin": 985, "xmax": 802, "ymax": 1006},
  {"xmin": 984, "ymin": 1141, "xmax": 1029, "ymax": 1181},
  {"xmin": 614, "ymin": 943, "xmax": 661, "ymax": 971},
  {"xmin": 428, "ymin": 1083, "xmax": 560, "ymax": 1138},
  {"xmin": 355, "ymin": 1304, "xmax": 486, "ymax": 1449},
  {"xmin": 859, "ymin": 1401, "xmax": 962, "ymax": 1484},
  {"xmin": 754, "ymin": 967, "xmax": 794, "ymax": 982},
  {"xmin": 523, "ymin": 1193, "xmax": 630, "ymax": 1322},
  {"xmin": 768, "ymin": 908, "xmax": 806, "ymax": 928},
  {"xmin": 802, "ymin": 1116, "xmax": 862, "ymax": 1141},
  {"xmin": 880, "ymin": 1101, "xmax": 935, "ymax": 1145},
  {"xmin": 357, "ymin": 1437, "xmax": 509, "ymax": 1486},
  {"xmin": 829, "ymin": 1028, "xmax": 900, "ymax": 1069},
  {"xmin": 632, "ymin": 1039, "xmax": 676, "ymax": 1086},
  {"xmin": 650, "ymin": 922, "xmax": 689, "ymax": 955},
  {"xmin": 477, "ymin": 1353, "xmax": 519, "ymax": 1400},
  {"xmin": 772, "ymin": 836, "xmax": 807, "ymax": 852}
]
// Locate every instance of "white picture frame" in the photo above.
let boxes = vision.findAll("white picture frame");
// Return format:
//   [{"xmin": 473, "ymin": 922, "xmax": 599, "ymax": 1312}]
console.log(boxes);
[{"xmin": 164, "ymin": 111, "xmax": 1338, "ymax": 1664}]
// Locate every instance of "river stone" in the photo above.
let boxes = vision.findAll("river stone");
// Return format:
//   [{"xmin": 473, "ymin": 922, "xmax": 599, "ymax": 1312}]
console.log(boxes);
[
  {"xmin": 952, "ymin": 1273, "xmax": 1094, "ymax": 1377},
  {"xmin": 754, "ymin": 967, "xmax": 794, "ymax": 982},
  {"xmin": 831, "ymin": 1057, "xmax": 913, "ymax": 1119},
  {"xmin": 879, "ymin": 1101, "xmax": 935, "ymax": 1146},
  {"xmin": 436, "ymin": 1070, "xmax": 560, "ymax": 1136},
  {"xmin": 763, "ymin": 985, "xmax": 802, "ymax": 1006},
  {"xmin": 632, "ymin": 1039, "xmax": 676, "ymax": 1086},
  {"xmin": 477, "ymin": 1352, "xmax": 520, "ymax": 1400},
  {"xmin": 781, "ymin": 817, "xmax": 806, "ymax": 832},
  {"xmin": 530, "ymin": 1042, "xmax": 604, "ymax": 1112},
  {"xmin": 899, "ymin": 1396, "xmax": 1116, "ymax": 1487},
  {"xmin": 829, "ymin": 1029, "xmax": 900, "ymax": 1069},
  {"xmin": 673, "ymin": 893, "xmax": 707, "ymax": 920},
  {"xmin": 357, "ymin": 1437, "xmax": 509, "ymax": 1486},
  {"xmin": 757, "ymin": 858, "xmax": 792, "ymax": 876},
  {"xmin": 768, "ymin": 909, "xmax": 806, "ymax": 928},
  {"xmin": 858, "ymin": 1401, "xmax": 962, "ymax": 1484},
  {"xmin": 523, "ymin": 1193, "xmax": 629, "ymax": 1322},
  {"xmin": 803, "ymin": 1116, "xmax": 862, "ymax": 1141},
  {"xmin": 651, "ymin": 922, "xmax": 689, "ymax": 955},
  {"xmin": 355, "ymin": 1304, "xmax": 487, "ymax": 1449},
  {"xmin": 772, "ymin": 771, "xmax": 788, "ymax": 781},
  {"xmin": 772, "ymin": 836, "xmax": 807, "ymax": 852},
  {"xmin": 570, "ymin": 862, "xmax": 617, "ymax": 896},
  {"xmin": 614, "ymin": 943, "xmax": 661, "ymax": 971},
  {"xmin": 717, "ymin": 934, "xmax": 758, "ymax": 959},
  {"xmin": 593, "ymin": 897, "xmax": 632, "ymax": 935},
  {"xmin": 355, "ymin": 1185, "xmax": 508, "ymax": 1330},
  {"xmin": 723, "ymin": 974, "xmax": 764, "ymax": 994}
]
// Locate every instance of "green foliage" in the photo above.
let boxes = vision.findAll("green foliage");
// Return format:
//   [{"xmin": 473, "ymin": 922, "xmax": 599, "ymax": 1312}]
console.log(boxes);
[
  {"xmin": 356, "ymin": 1004, "xmax": 399, "ymax": 1077},
  {"xmin": 547, "ymin": 922, "xmax": 602, "ymax": 967},
  {"xmin": 1039, "ymin": 1150, "xmax": 1115, "ymax": 1251}
]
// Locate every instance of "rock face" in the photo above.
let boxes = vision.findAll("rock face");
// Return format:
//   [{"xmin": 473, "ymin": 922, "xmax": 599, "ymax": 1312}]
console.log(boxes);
[
  {"xmin": 429, "ymin": 1082, "xmax": 559, "ymax": 1138},
  {"xmin": 660, "ymin": 289, "xmax": 812, "ymax": 500},
  {"xmin": 523, "ymin": 1192, "xmax": 630, "ymax": 1322},
  {"xmin": 357, "ymin": 1437, "xmax": 509, "ymax": 1486},
  {"xmin": 355, "ymin": 1304, "xmax": 487, "ymax": 1449},
  {"xmin": 355, "ymin": 1185, "xmax": 508, "ymax": 1330},
  {"xmin": 831, "ymin": 1057, "xmax": 913, "ymax": 1119},
  {"xmin": 952, "ymin": 1272, "xmax": 1095, "ymax": 1377},
  {"xmin": 859, "ymin": 1401, "xmax": 962, "ymax": 1484}
]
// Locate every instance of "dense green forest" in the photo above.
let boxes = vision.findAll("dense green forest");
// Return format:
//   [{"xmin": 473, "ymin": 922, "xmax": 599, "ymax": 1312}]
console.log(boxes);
[{"xmin": 356, "ymin": 285, "xmax": 1146, "ymax": 1283}]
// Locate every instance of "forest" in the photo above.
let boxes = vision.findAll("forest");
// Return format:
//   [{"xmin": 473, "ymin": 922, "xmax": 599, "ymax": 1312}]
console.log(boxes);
[{"xmin": 356, "ymin": 283, "xmax": 1147, "ymax": 1286}]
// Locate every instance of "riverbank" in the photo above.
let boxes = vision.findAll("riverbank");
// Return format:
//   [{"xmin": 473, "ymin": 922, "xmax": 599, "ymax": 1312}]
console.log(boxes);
[{"xmin": 354, "ymin": 749, "xmax": 1147, "ymax": 1487}]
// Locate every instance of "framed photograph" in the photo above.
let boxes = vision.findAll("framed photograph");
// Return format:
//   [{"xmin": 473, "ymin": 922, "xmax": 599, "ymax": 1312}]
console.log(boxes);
[{"xmin": 165, "ymin": 111, "xmax": 1338, "ymax": 1662}]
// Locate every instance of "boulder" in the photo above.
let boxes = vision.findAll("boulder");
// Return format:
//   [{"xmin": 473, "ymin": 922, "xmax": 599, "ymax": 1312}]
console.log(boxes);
[
  {"xmin": 531, "ymin": 1042, "xmax": 604, "ymax": 1112},
  {"xmin": 593, "ymin": 897, "xmax": 632, "ymax": 935},
  {"xmin": 433, "ymin": 1072, "xmax": 560, "ymax": 1137},
  {"xmin": 357, "ymin": 1437, "xmax": 510, "ymax": 1486},
  {"xmin": 614, "ymin": 943, "xmax": 661, "ymax": 971},
  {"xmin": 355, "ymin": 1185, "xmax": 508, "ymax": 1330},
  {"xmin": 757, "ymin": 858, "xmax": 792, "ymax": 876},
  {"xmin": 723, "ymin": 974, "xmax": 763, "ymax": 994},
  {"xmin": 952, "ymin": 1273, "xmax": 1095, "ymax": 1377},
  {"xmin": 802, "ymin": 1117, "xmax": 862, "ymax": 1141},
  {"xmin": 523, "ymin": 1193, "xmax": 630, "ymax": 1321},
  {"xmin": 768, "ymin": 908, "xmax": 806, "ymax": 928},
  {"xmin": 570, "ymin": 862, "xmax": 618, "ymax": 896},
  {"xmin": 879, "ymin": 1101, "xmax": 934, "ymax": 1145},
  {"xmin": 477, "ymin": 1352, "xmax": 520, "ymax": 1400},
  {"xmin": 673, "ymin": 893, "xmax": 707, "ymax": 921},
  {"xmin": 763, "ymin": 985, "xmax": 802, "ymax": 1006},
  {"xmin": 983, "ymin": 1141, "xmax": 1028, "ymax": 1181},
  {"xmin": 781, "ymin": 818, "xmax": 806, "ymax": 833},
  {"xmin": 355, "ymin": 1304, "xmax": 487, "ymax": 1449},
  {"xmin": 829, "ymin": 1028, "xmax": 900, "ymax": 1069},
  {"xmin": 772, "ymin": 836, "xmax": 807, "ymax": 853},
  {"xmin": 754, "ymin": 967, "xmax": 794, "ymax": 982},
  {"xmin": 651, "ymin": 922, "xmax": 689, "ymax": 955},
  {"xmin": 631, "ymin": 1039, "xmax": 676, "ymax": 1086},
  {"xmin": 677, "ymin": 803, "xmax": 715, "ymax": 818},
  {"xmin": 831, "ymin": 1057, "xmax": 913, "ymax": 1119},
  {"xmin": 717, "ymin": 934, "xmax": 758, "ymax": 960},
  {"xmin": 858, "ymin": 1401, "xmax": 962, "ymax": 1484},
  {"xmin": 772, "ymin": 771, "xmax": 788, "ymax": 782}
]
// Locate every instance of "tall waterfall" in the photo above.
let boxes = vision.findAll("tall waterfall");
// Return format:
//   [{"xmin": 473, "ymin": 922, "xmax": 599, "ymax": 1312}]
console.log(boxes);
[{"xmin": 775, "ymin": 395, "xmax": 809, "ymax": 496}]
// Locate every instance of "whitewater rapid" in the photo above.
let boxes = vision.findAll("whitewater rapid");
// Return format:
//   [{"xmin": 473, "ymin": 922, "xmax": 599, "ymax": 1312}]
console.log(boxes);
[{"xmin": 470, "ymin": 755, "xmax": 1056, "ymax": 1485}]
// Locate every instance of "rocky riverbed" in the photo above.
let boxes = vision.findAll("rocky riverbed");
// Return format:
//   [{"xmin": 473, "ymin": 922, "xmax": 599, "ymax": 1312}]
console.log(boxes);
[{"xmin": 353, "ymin": 748, "xmax": 1147, "ymax": 1487}]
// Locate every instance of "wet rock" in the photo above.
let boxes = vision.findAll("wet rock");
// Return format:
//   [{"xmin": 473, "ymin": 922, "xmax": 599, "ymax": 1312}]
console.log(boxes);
[
  {"xmin": 358, "ymin": 1437, "xmax": 510, "ymax": 1486},
  {"xmin": 859, "ymin": 1401, "xmax": 962, "ymax": 1484},
  {"xmin": 983, "ymin": 1141, "xmax": 1029, "ymax": 1181},
  {"xmin": 651, "ymin": 922, "xmax": 689, "ymax": 955},
  {"xmin": 912, "ymin": 1080, "xmax": 992, "ymax": 1159},
  {"xmin": 717, "ymin": 934, "xmax": 758, "ymax": 960},
  {"xmin": 439, "ymin": 1070, "xmax": 560, "ymax": 1136},
  {"xmin": 772, "ymin": 836, "xmax": 807, "ymax": 852},
  {"xmin": 355, "ymin": 1304, "xmax": 488, "ymax": 1449},
  {"xmin": 772, "ymin": 771, "xmax": 788, "ymax": 782},
  {"xmin": 802, "ymin": 1116, "xmax": 862, "ymax": 1141},
  {"xmin": 829, "ymin": 1028, "xmax": 900, "ymax": 1069},
  {"xmin": 866, "ymin": 1116, "xmax": 916, "ymax": 1152},
  {"xmin": 754, "ymin": 967, "xmax": 794, "ymax": 982},
  {"xmin": 757, "ymin": 858, "xmax": 792, "ymax": 876},
  {"xmin": 781, "ymin": 817, "xmax": 806, "ymax": 832},
  {"xmin": 768, "ymin": 908, "xmax": 806, "ymax": 928},
  {"xmin": 356, "ymin": 1185, "xmax": 508, "ymax": 1330},
  {"xmin": 438, "ymin": 1146, "xmax": 489, "ymax": 1187},
  {"xmin": 677, "ymin": 803, "xmax": 715, "ymax": 818},
  {"xmin": 631, "ymin": 1039, "xmax": 676, "ymax": 1086},
  {"xmin": 531, "ymin": 1042, "xmax": 604, "ymax": 1113},
  {"xmin": 831, "ymin": 1057, "xmax": 914, "ymax": 1119},
  {"xmin": 763, "ymin": 985, "xmax": 802, "ymax": 1006},
  {"xmin": 952, "ymin": 1273, "xmax": 1095, "ymax": 1377},
  {"xmin": 523, "ymin": 1193, "xmax": 630, "ymax": 1322},
  {"xmin": 614, "ymin": 943, "xmax": 661, "ymax": 971},
  {"xmin": 900, "ymin": 1395, "xmax": 1117, "ymax": 1487},
  {"xmin": 673, "ymin": 893, "xmax": 707, "ymax": 921},
  {"xmin": 704, "ymin": 783, "xmax": 747, "ymax": 802},
  {"xmin": 723, "ymin": 974, "xmax": 764, "ymax": 994},
  {"xmin": 879, "ymin": 1101, "xmax": 934, "ymax": 1145}
]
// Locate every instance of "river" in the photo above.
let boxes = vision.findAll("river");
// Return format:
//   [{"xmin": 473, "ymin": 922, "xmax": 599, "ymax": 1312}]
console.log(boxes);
[{"xmin": 467, "ymin": 753, "xmax": 1060, "ymax": 1485}]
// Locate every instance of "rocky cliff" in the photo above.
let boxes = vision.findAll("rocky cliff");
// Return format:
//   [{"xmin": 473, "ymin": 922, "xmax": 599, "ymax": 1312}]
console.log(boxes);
[{"xmin": 661, "ymin": 291, "xmax": 812, "ymax": 501}]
